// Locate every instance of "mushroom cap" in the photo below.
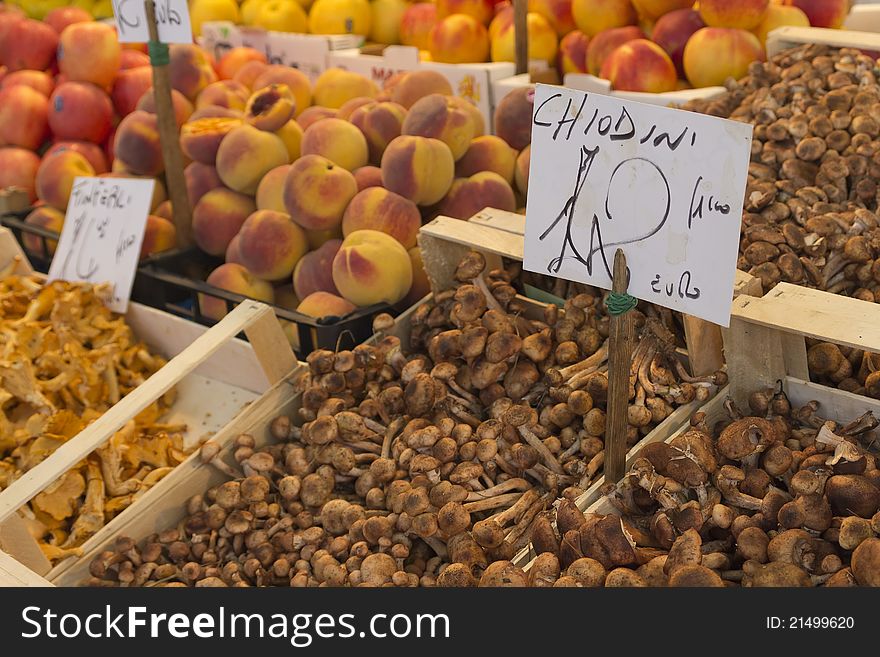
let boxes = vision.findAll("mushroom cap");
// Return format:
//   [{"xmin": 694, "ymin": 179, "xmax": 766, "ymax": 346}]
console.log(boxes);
[
  {"xmin": 717, "ymin": 417, "xmax": 777, "ymax": 460},
  {"xmin": 454, "ymin": 251, "xmax": 486, "ymax": 281},
  {"xmin": 850, "ymin": 538, "xmax": 880, "ymax": 586},
  {"xmin": 478, "ymin": 560, "xmax": 528, "ymax": 587},
  {"xmin": 668, "ymin": 564, "xmax": 724, "ymax": 587}
]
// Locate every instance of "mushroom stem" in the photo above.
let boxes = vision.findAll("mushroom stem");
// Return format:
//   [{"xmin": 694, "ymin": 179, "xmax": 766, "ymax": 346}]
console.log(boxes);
[
  {"xmin": 558, "ymin": 342, "xmax": 609, "ymax": 379},
  {"xmin": 463, "ymin": 492, "xmax": 524, "ymax": 513},
  {"xmin": 517, "ymin": 425, "xmax": 564, "ymax": 474},
  {"xmin": 465, "ymin": 477, "xmax": 531, "ymax": 501}
]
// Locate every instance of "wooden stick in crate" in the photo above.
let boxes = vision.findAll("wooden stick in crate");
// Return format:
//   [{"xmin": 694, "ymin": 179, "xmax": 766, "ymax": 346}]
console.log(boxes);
[{"xmin": 0, "ymin": 300, "xmax": 297, "ymax": 566}]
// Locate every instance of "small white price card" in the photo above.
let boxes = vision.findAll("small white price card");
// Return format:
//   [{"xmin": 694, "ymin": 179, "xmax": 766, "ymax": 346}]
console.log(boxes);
[
  {"xmin": 524, "ymin": 84, "xmax": 753, "ymax": 326},
  {"xmin": 111, "ymin": 0, "xmax": 193, "ymax": 44},
  {"xmin": 48, "ymin": 177, "xmax": 155, "ymax": 313}
]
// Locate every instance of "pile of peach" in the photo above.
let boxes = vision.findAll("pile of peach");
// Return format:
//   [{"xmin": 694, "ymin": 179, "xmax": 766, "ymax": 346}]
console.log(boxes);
[
  {"xmin": 0, "ymin": 6, "xmax": 178, "ymax": 259},
  {"xmin": 156, "ymin": 48, "xmax": 534, "ymax": 324},
  {"xmin": 399, "ymin": 0, "xmax": 850, "ymax": 93}
]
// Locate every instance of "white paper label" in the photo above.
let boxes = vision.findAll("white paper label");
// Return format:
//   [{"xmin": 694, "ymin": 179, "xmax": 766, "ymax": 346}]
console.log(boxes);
[
  {"xmin": 112, "ymin": 0, "xmax": 193, "ymax": 44},
  {"xmin": 48, "ymin": 177, "xmax": 155, "ymax": 313},
  {"xmin": 524, "ymin": 84, "xmax": 753, "ymax": 326}
]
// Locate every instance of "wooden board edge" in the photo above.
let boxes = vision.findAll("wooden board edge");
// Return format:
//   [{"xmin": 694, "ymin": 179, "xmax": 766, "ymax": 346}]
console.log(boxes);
[{"xmin": 0, "ymin": 550, "xmax": 53, "ymax": 587}]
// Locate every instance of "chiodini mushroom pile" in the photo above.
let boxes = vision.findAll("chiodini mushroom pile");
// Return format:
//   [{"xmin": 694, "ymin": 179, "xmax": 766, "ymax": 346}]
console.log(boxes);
[
  {"xmin": 0, "ymin": 269, "xmax": 188, "ymax": 563},
  {"xmin": 520, "ymin": 387, "xmax": 880, "ymax": 587},
  {"xmin": 86, "ymin": 250, "xmax": 725, "ymax": 587},
  {"xmin": 684, "ymin": 43, "xmax": 880, "ymax": 398}
]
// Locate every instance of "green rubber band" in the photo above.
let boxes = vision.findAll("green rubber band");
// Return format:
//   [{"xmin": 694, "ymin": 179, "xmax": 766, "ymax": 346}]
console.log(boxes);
[
  {"xmin": 148, "ymin": 41, "xmax": 170, "ymax": 67},
  {"xmin": 606, "ymin": 291, "xmax": 638, "ymax": 316}
]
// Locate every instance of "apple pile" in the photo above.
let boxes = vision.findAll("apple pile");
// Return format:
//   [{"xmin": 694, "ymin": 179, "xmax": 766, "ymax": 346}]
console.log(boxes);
[
  {"xmin": 0, "ymin": 6, "xmax": 177, "ymax": 259},
  {"xmin": 155, "ymin": 46, "xmax": 534, "ymax": 326}
]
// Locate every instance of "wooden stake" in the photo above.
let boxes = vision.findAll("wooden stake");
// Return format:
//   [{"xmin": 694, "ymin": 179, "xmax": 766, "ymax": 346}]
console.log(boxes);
[
  {"xmin": 514, "ymin": 0, "xmax": 528, "ymax": 76},
  {"xmin": 144, "ymin": 0, "xmax": 192, "ymax": 247},
  {"xmin": 605, "ymin": 248, "xmax": 636, "ymax": 483}
]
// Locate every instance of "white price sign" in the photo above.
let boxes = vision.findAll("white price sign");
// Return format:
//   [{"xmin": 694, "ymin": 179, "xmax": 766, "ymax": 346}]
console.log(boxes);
[
  {"xmin": 48, "ymin": 177, "xmax": 154, "ymax": 313},
  {"xmin": 524, "ymin": 84, "xmax": 753, "ymax": 326},
  {"xmin": 111, "ymin": 0, "xmax": 193, "ymax": 44}
]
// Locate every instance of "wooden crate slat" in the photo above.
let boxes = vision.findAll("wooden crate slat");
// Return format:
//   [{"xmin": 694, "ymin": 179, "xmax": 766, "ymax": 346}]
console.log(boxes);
[
  {"xmin": 0, "ymin": 550, "xmax": 53, "ymax": 587},
  {"xmin": 469, "ymin": 208, "xmax": 526, "ymax": 235},
  {"xmin": 767, "ymin": 25, "xmax": 880, "ymax": 57}
]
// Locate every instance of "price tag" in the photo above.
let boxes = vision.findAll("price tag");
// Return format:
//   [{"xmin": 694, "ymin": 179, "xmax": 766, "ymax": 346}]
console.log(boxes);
[
  {"xmin": 48, "ymin": 177, "xmax": 155, "ymax": 313},
  {"xmin": 524, "ymin": 84, "xmax": 753, "ymax": 327},
  {"xmin": 111, "ymin": 0, "xmax": 193, "ymax": 44}
]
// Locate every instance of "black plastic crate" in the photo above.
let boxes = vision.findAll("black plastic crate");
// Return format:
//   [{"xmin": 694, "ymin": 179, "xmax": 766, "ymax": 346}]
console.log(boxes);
[{"xmin": 0, "ymin": 210, "xmax": 54, "ymax": 273}]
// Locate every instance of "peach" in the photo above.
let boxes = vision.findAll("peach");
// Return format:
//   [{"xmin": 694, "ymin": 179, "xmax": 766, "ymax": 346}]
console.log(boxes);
[
  {"xmin": 111, "ymin": 67, "xmax": 154, "ymax": 117},
  {"xmin": 354, "ymin": 165, "xmax": 384, "ymax": 190},
  {"xmin": 137, "ymin": 88, "xmax": 195, "ymax": 128},
  {"xmin": 332, "ymin": 229, "xmax": 413, "ymax": 306},
  {"xmin": 301, "ymin": 118, "xmax": 369, "ymax": 171},
  {"xmin": 44, "ymin": 7, "xmax": 92, "ymax": 34},
  {"xmin": 216, "ymin": 124, "xmax": 289, "ymax": 195},
  {"xmin": 192, "ymin": 187, "xmax": 257, "ymax": 256},
  {"xmin": 493, "ymin": 86, "xmax": 534, "ymax": 151},
  {"xmin": 0, "ymin": 19, "xmax": 57, "ymax": 72},
  {"xmin": 185, "ymin": 161, "xmax": 223, "ymax": 206},
  {"xmin": 585, "ymin": 25, "xmax": 645, "ymax": 75},
  {"xmin": 169, "ymin": 44, "xmax": 218, "ymax": 101},
  {"xmin": 699, "ymin": 0, "xmax": 768, "ymax": 30},
  {"xmin": 349, "ymin": 101, "xmax": 407, "ymax": 164},
  {"xmin": 196, "ymin": 80, "xmax": 250, "ymax": 111},
  {"xmin": 456, "ymin": 135, "xmax": 517, "ymax": 184},
  {"xmin": 237, "ymin": 209, "xmax": 308, "ymax": 280},
  {"xmin": 49, "ymin": 82, "xmax": 113, "ymax": 144},
  {"xmin": 342, "ymin": 187, "xmax": 421, "ymax": 248},
  {"xmin": 35, "ymin": 151, "xmax": 95, "ymax": 210},
  {"xmin": 530, "ymin": 0, "xmax": 577, "ymax": 36},
  {"xmin": 189, "ymin": 106, "xmax": 242, "ymax": 121},
  {"xmin": 120, "ymin": 50, "xmax": 151, "ymax": 70},
  {"xmin": 283, "ymin": 154, "xmax": 359, "ymax": 230},
  {"xmin": 273, "ymin": 287, "xmax": 300, "ymax": 317},
  {"xmin": 253, "ymin": 0, "xmax": 308, "ymax": 32},
  {"xmin": 492, "ymin": 11, "xmax": 558, "ymax": 64},
  {"xmin": 297, "ymin": 106, "xmax": 337, "ymax": 130},
  {"xmin": 253, "ymin": 66, "xmax": 312, "ymax": 118},
  {"xmin": 0, "ymin": 85, "xmax": 48, "ymax": 150},
  {"xmin": 276, "ymin": 119, "xmax": 303, "ymax": 160},
  {"xmin": 140, "ymin": 215, "xmax": 177, "ymax": 259},
  {"xmin": 293, "ymin": 239, "xmax": 342, "ymax": 299},
  {"xmin": 400, "ymin": 3, "xmax": 438, "ymax": 51},
  {"xmin": 297, "ymin": 291, "xmax": 356, "ymax": 319},
  {"xmin": 149, "ymin": 177, "xmax": 168, "ymax": 212},
  {"xmin": 244, "ymin": 83, "xmax": 296, "ymax": 131},
  {"xmin": 22, "ymin": 206, "xmax": 64, "ymax": 256},
  {"xmin": 57, "ymin": 22, "xmax": 120, "ymax": 89},
  {"xmin": 154, "ymin": 200, "xmax": 173, "ymax": 221},
  {"xmin": 652, "ymin": 9, "xmax": 706, "ymax": 77},
  {"xmin": 233, "ymin": 60, "xmax": 270, "ymax": 90},
  {"xmin": 515, "ymin": 145, "xmax": 530, "ymax": 197},
  {"xmin": 313, "ymin": 69, "xmax": 378, "ymax": 109},
  {"xmin": 404, "ymin": 246, "xmax": 431, "ymax": 305},
  {"xmin": 390, "ymin": 70, "xmax": 453, "ymax": 109},
  {"xmin": 600, "ymin": 39, "xmax": 677, "ymax": 92},
  {"xmin": 782, "ymin": 0, "xmax": 848, "ymax": 29},
  {"xmin": 754, "ymin": 4, "xmax": 810, "ymax": 43},
  {"xmin": 381, "ymin": 135, "xmax": 455, "ymax": 205},
  {"xmin": 200, "ymin": 263, "xmax": 274, "ymax": 321},
  {"xmin": 0, "ymin": 147, "xmax": 40, "ymax": 202},
  {"xmin": 439, "ymin": 171, "xmax": 516, "ymax": 219},
  {"xmin": 558, "ymin": 30, "xmax": 590, "ymax": 75},
  {"xmin": 225, "ymin": 234, "xmax": 244, "ymax": 265},
  {"xmin": 44, "ymin": 141, "xmax": 108, "ymax": 175},
  {"xmin": 308, "ymin": 0, "xmax": 372, "ymax": 35},
  {"xmin": 1, "ymin": 70, "xmax": 54, "ymax": 97},
  {"xmin": 572, "ymin": 0, "xmax": 638, "ymax": 37},
  {"xmin": 180, "ymin": 117, "xmax": 242, "ymax": 165},
  {"xmin": 402, "ymin": 93, "xmax": 475, "ymax": 161},
  {"xmin": 429, "ymin": 14, "xmax": 490, "ymax": 64},
  {"xmin": 255, "ymin": 164, "xmax": 291, "ymax": 212},
  {"xmin": 630, "ymin": 0, "xmax": 694, "ymax": 21},
  {"xmin": 436, "ymin": 0, "xmax": 494, "ymax": 24},
  {"xmin": 218, "ymin": 48, "xmax": 268, "ymax": 81},
  {"xmin": 370, "ymin": 0, "xmax": 409, "ymax": 44},
  {"xmin": 336, "ymin": 96, "xmax": 376, "ymax": 121},
  {"xmin": 306, "ymin": 227, "xmax": 344, "ymax": 249},
  {"xmin": 113, "ymin": 110, "xmax": 164, "ymax": 176},
  {"xmin": 683, "ymin": 27, "xmax": 764, "ymax": 88},
  {"xmin": 449, "ymin": 96, "xmax": 486, "ymax": 137}
]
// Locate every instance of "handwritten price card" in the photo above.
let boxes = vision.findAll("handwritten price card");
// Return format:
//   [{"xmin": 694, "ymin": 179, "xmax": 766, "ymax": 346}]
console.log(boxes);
[
  {"xmin": 112, "ymin": 0, "xmax": 193, "ymax": 43},
  {"xmin": 524, "ymin": 84, "xmax": 753, "ymax": 326},
  {"xmin": 48, "ymin": 177, "xmax": 154, "ymax": 313}
]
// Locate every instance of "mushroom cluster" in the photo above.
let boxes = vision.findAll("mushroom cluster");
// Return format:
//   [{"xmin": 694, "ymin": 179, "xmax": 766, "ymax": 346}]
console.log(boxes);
[
  {"xmin": 510, "ymin": 387, "xmax": 880, "ymax": 587},
  {"xmin": 86, "ymin": 250, "xmax": 721, "ymax": 587},
  {"xmin": 0, "ymin": 272, "xmax": 189, "ymax": 562}
]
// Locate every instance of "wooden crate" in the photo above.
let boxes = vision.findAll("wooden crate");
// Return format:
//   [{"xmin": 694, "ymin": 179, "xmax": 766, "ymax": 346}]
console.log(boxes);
[
  {"xmin": 766, "ymin": 25, "xmax": 880, "ymax": 57},
  {"xmin": 521, "ymin": 280, "xmax": 880, "ymax": 573},
  {"xmin": 0, "ymin": 549, "xmax": 52, "ymax": 587},
  {"xmin": 0, "ymin": 228, "xmax": 298, "ymax": 583},
  {"xmin": 419, "ymin": 208, "xmax": 762, "ymax": 376}
]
